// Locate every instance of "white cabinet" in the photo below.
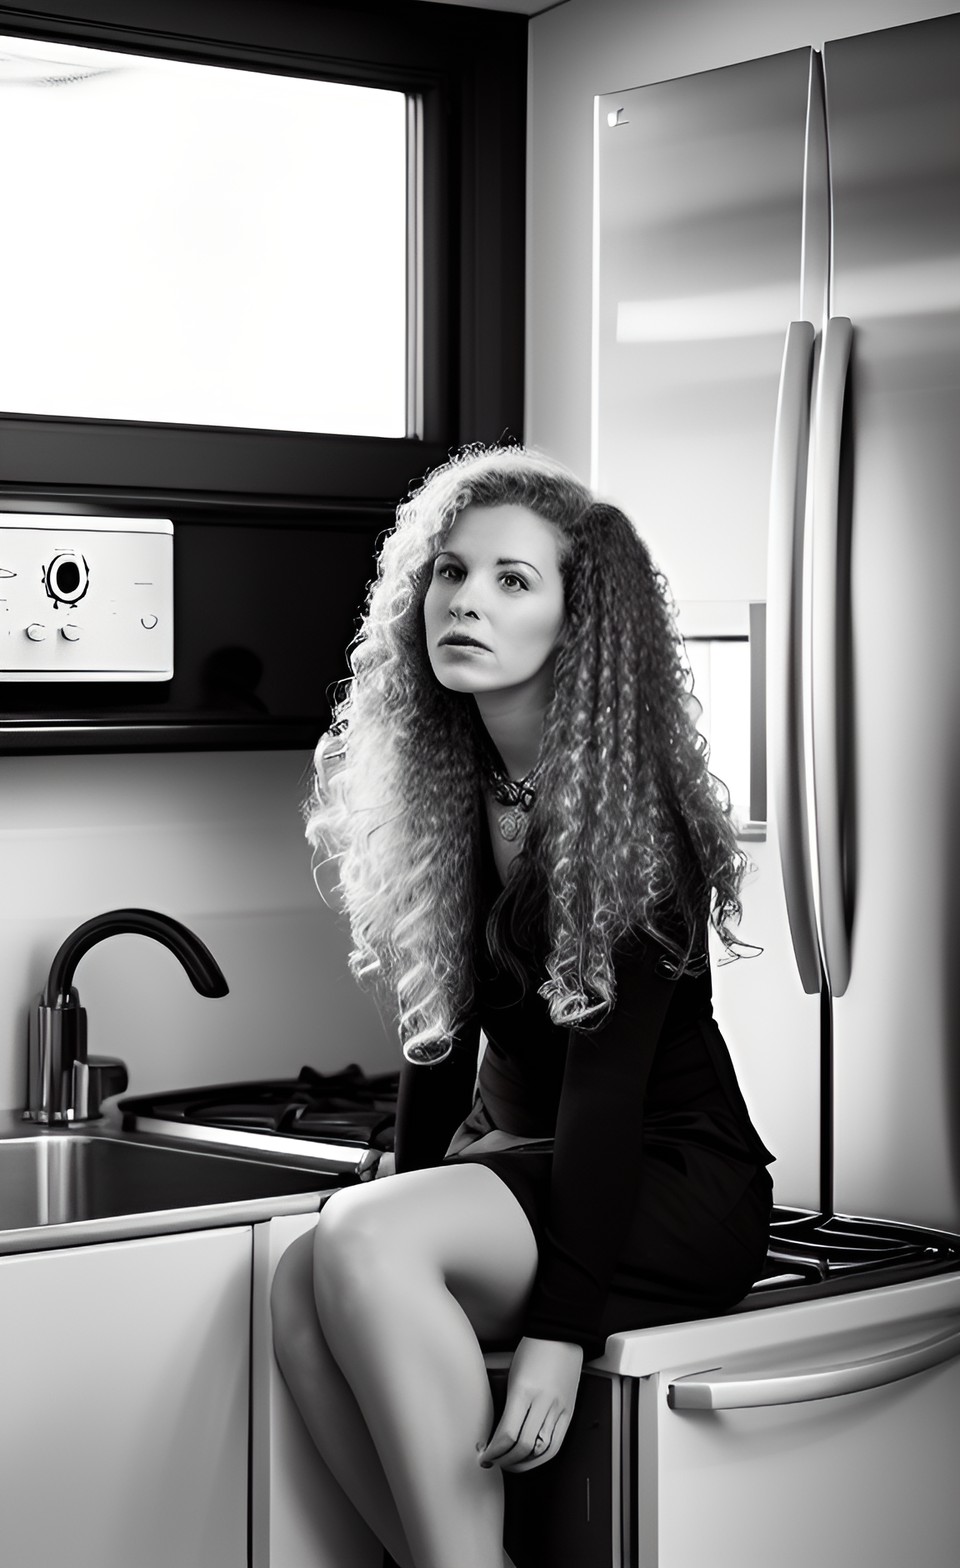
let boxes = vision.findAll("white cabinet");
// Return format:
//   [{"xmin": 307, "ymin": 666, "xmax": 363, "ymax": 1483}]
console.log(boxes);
[
  {"xmin": 0, "ymin": 1227, "xmax": 251, "ymax": 1568},
  {"xmin": 250, "ymin": 1213, "xmax": 383, "ymax": 1568}
]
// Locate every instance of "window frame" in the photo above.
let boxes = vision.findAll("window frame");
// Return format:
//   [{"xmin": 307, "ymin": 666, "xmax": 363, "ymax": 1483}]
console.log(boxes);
[{"xmin": 0, "ymin": 0, "xmax": 528, "ymax": 515}]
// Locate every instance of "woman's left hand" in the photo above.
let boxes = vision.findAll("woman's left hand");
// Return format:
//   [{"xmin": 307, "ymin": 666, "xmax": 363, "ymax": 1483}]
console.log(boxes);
[{"xmin": 479, "ymin": 1336, "xmax": 584, "ymax": 1473}]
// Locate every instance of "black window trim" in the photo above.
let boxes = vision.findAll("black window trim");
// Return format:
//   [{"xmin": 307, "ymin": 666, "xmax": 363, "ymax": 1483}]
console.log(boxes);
[{"xmin": 0, "ymin": 0, "xmax": 527, "ymax": 517}]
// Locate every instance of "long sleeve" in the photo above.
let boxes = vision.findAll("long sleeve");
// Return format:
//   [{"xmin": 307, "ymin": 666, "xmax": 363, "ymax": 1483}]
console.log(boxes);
[
  {"xmin": 393, "ymin": 1014, "xmax": 482, "ymax": 1172},
  {"xmin": 521, "ymin": 936, "xmax": 681, "ymax": 1359}
]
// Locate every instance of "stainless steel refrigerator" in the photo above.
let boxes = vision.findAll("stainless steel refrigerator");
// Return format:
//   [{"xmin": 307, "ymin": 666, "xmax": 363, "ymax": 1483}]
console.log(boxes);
[
  {"xmin": 586, "ymin": 13, "xmax": 960, "ymax": 1565},
  {"xmin": 595, "ymin": 9, "xmax": 960, "ymax": 1237}
]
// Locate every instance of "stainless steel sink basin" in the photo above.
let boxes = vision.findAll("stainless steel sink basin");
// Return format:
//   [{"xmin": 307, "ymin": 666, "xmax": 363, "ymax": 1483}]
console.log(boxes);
[{"xmin": 0, "ymin": 1134, "xmax": 336, "ymax": 1233}]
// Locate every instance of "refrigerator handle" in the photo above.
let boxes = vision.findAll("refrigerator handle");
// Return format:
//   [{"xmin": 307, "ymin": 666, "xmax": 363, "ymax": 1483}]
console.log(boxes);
[
  {"xmin": 809, "ymin": 317, "xmax": 854, "ymax": 996},
  {"xmin": 667, "ymin": 1319, "xmax": 960, "ymax": 1410},
  {"xmin": 767, "ymin": 320, "xmax": 821, "ymax": 994}
]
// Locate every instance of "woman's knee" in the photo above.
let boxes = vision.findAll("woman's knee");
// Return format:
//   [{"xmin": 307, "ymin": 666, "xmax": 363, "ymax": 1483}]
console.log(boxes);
[
  {"xmin": 311, "ymin": 1166, "xmax": 538, "ymax": 1338},
  {"xmin": 312, "ymin": 1186, "xmax": 417, "ymax": 1317},
  {"xmin": 312, "ymin": 1170, "xmax": 484, "ymax": 1288}
]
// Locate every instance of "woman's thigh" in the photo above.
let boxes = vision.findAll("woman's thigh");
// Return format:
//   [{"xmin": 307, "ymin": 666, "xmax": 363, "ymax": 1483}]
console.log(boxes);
[{"xmin": 313, "ymin": 1163, "xmax": 540, "ymax": 1343}]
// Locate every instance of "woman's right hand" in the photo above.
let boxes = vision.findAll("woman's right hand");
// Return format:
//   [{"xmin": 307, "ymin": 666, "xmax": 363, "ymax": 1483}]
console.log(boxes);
[{"xmin": 357, "ymin": 1149, "xmax": 397, "ymax": 1182}]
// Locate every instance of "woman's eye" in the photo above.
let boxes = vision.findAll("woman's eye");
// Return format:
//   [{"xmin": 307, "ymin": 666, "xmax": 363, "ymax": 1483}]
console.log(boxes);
[
  {"xmin": 435, "ymin": 561, "xmax": 462, "ymax": 581},
  {"xmin": 499, "ymin": 572, "xmax": 528, "ymax": 591}
]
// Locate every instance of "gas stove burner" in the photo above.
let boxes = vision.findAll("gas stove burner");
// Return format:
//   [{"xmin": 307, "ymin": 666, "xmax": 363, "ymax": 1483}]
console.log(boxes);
[
  {"xmin": 172, "ymin": 1064, "xmax": 399, "ymax": 1140},
  {"xmin": 116, "ymin": 1063, "xmax": 400, "ymax": 1172}
]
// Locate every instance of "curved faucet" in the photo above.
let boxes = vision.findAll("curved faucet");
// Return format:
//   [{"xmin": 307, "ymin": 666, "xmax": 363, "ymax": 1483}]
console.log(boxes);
[{"xmin": 27, "ymin": 908, "xmax": 229, "ymax": 1124}]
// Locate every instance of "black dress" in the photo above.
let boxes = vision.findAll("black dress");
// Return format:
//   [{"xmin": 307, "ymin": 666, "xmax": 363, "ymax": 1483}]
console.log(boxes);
[{"xmin": 394, "ymin": 818, "xmax": 775, "ymax": 1362}]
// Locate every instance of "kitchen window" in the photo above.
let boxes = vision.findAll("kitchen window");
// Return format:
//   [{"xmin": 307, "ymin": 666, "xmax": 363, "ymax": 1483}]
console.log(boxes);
[
  {"xmin": 682, "ymin": 603, "xmax": 766, "ymax": 838},
  {"xmin": 0, "ymin": 35, "xmax": 409, "ymax": 439},
  {"xmin": 0, "ymin": 0, "xmax": 527, "ymax": 509}
]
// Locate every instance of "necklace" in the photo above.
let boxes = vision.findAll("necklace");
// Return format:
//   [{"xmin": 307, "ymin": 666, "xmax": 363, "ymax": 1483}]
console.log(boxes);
[{"xmin": 484, "ymin": 757, "xmax": 544, "ymax": 843}]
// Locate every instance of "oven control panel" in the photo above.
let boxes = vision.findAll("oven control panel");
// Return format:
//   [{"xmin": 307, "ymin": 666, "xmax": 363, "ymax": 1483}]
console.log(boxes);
[{"xmin": 0, "ymin": 515, "xmax": 173, "ymax": 681}]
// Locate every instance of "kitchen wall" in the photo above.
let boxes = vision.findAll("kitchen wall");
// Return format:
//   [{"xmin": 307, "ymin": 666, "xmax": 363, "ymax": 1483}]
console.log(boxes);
[
  {"xmin": 523, "ymin": 0, "xmax": 958, "ymax": 1200},
  {"xmin": 0, "ymin": 750, "xmax": 394, "ymax": 1112}
]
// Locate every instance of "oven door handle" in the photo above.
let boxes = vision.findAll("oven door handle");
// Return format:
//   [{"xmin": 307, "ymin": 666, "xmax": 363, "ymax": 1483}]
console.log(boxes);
[{"xmin": 667, "ymin": 1319, "xmax": 960, "ymax": 1409}]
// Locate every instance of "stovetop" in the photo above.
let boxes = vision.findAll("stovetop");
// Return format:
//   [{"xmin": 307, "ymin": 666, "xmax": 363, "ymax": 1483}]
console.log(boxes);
[
  {"xmin": 117, "ymin": 1063, "xmax": 400, "ymax": 1175},
  {"xmin": 116, "ymin": 1065, "xmax": 960, "ymax": 1305}
]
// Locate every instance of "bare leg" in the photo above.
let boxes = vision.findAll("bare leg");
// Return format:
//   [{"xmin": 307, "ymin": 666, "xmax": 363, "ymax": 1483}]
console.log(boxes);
[
  {"xmin": 311, "ymin": 1163, "xmax": 539, "ymax": 1568},
  {"xmin": 272, "ymin": 1230, "xmax": 418, "ymax": 1568}
]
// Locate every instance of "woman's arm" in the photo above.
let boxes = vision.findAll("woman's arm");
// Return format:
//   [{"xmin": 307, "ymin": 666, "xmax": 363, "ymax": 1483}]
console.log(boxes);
[
  {"xmin": 393, "ymin": 1015, "xmax": 482, "ymax": 1172},
  {"xmin": 521, "ymin": 935, "xmax": 684, "ymax": 1359}
]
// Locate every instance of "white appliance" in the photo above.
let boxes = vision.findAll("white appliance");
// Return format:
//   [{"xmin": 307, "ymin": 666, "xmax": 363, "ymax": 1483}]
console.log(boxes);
[
  {"xmin": 586, "ymin": 11, "xmax": 960, "ymax": 1566},
  {"xmin": 0, "ymin": 514, "xmax": 173, "ymax": 680}
]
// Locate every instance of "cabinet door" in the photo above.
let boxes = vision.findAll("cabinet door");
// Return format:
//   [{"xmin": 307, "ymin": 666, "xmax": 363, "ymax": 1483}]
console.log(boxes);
[
  {"xmin": 0, "ymin": 1227, "xmax": 250, "ymax": 1568},
  {"xmin": 251, "ymin": 1214, "xmax": 383, "ymax": 1568}
]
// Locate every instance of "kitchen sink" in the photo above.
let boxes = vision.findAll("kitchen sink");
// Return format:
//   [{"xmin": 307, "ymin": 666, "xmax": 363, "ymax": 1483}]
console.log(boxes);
[{"xmin": 0, "ymin": 1133, "xmax": 338, "ymax": 1233}]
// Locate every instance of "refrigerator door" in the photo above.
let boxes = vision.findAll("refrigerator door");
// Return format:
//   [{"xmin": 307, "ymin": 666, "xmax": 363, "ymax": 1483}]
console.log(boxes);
[
  {"xmin": 595, "ymin": 50, "xmax": 826, "ymax": 1206},
  {"xmin": 594, "ymin": 48, "xmax": 817, "ymax": 606},
  {"xmin": 821, "ymin": 14, "xmax": 960, "ymax": 1230}
]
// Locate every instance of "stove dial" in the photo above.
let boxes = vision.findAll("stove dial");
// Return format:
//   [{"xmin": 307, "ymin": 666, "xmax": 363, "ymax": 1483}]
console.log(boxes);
[
  {"xmin": 26, "ymin": 623, "xmax": 47, "ymax": 642},
  {"xmin": 61, "ymin": 623, "xmax": 81, "ymax": 642},
  {"xmin": 45, "ymin": 552, "xmax": 89, "ymax": 605}
]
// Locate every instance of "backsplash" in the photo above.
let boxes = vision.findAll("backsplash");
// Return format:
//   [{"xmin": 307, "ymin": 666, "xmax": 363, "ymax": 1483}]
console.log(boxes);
[{"xmin": 0, "ymin": 749, "xmax": 394, "ymax": 1112}]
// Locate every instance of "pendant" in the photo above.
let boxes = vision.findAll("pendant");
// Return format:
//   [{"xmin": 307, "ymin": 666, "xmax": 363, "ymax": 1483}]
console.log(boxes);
[{"xmin": 497, "ymin": 807, "xmax": 526, "ymax": 842}]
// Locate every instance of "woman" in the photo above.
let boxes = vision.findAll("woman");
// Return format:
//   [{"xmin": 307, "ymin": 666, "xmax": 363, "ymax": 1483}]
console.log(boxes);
[{"xmin": 271, "ymin": 446, "xmax": 774, "ymax": 1568}]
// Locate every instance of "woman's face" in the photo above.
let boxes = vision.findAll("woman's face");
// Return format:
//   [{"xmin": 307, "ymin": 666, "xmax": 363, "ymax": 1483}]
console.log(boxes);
[{"xmin": 423, "ymin": 503, "xmax": 566, "ymax": 699}]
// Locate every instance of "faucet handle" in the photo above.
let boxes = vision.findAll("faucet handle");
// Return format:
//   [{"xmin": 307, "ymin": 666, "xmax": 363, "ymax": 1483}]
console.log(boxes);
[{"xmin": 74, "ymin": 1056, "xmax": 129, "ymax": 1121}]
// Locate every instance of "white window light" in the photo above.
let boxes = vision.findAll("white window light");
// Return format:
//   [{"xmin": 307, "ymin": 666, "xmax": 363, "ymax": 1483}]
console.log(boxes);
[{"xmin": 0, "ymin": 36, "xmax": 408, "ymax": 437}]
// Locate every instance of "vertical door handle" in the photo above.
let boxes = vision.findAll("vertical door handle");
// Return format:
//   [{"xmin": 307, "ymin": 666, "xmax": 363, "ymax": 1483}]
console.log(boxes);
[
  {"xmin": 809, "ymin": 316, "xmax": 854, "ymax": 997},
  {"xmin": 767, "ymin": 320, "xmax": 820, "ymax": 994}
]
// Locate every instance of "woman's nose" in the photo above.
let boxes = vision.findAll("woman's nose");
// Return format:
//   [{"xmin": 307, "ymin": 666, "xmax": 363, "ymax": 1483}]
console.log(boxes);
[{"xmin": 448, "ymin": 580, "xmax": 481, "ymax": 619}]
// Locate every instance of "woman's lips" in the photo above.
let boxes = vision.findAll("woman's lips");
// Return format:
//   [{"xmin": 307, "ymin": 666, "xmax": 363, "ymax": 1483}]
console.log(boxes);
[{"xmin": 438, "ymin": 635, "xmax": 490, "ymax": 651}]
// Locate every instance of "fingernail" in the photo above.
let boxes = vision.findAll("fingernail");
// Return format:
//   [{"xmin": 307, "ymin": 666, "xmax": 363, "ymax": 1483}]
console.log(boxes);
[{"xmin": 480, "ymin": 1461, "xmax": 492, "ymax": 1469}]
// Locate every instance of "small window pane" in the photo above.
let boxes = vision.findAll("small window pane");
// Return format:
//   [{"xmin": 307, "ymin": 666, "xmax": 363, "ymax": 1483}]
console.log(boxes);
[
  {"xmin": 685, "ymin": 637, "xmax": 753, "ymax": 827},
  {"xmin": 0, "ymin": 36, "xmax": 408, "ymax": 436}
]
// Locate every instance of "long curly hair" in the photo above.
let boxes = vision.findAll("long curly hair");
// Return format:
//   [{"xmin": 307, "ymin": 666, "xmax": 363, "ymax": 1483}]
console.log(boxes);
[{"xmin": 305, "ymin": 444, "xmax": 747, "ymax": 1062}]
